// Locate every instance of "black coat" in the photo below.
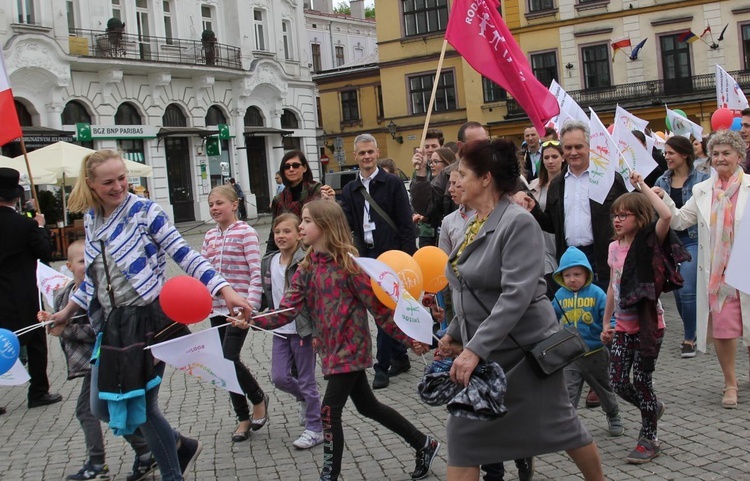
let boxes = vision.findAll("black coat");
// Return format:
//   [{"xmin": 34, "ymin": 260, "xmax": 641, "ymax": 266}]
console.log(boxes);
[
  {"xmin": 530, "ymin": 168, "xmax": 627, "ymax": 282},
  {"xmin": 340, "ymin": 168, "xmax": 416, "ymax": 257},
  {"xmin": 0, "ymin": 207, "xmax": 52, "ymax": 332}
]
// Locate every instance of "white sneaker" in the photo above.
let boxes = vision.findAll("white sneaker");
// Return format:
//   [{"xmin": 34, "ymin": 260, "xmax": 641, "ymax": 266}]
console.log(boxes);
[
  {"xmin": 292, "ymin": 429, "xmax": 324, "ymax": 449},
  {"xmin": 298, "ymin": 401, "xmax": 307, "ymax": 426}
]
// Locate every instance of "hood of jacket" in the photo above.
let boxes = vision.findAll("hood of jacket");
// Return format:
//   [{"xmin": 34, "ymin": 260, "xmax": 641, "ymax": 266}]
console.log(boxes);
[{"xmin": 553, "ymin": 246, "xmax": 594, "ymax": 288}]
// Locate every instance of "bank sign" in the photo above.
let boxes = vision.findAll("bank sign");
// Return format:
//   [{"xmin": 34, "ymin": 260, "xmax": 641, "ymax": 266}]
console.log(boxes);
[{"xmin": 76, "ymin": 123, "xmax": 158, "ymax": 140}]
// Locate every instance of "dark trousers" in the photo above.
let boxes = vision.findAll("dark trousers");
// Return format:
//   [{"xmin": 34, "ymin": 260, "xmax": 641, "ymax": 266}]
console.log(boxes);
[
  {"xmin": 575, "ymin": 244, "xmax": 609, "ymax": 291},
  {"xmin": 238, "ymin": 199, "xmax": 247, "ymax": 220},
  {"xmin": 320, "ymin": 371, "xmax": 426, "ymax": 481},
  {"xmin": 20, "ymin": 326, "xmax": 50, "ymax": 401},
  {"xmin": 211, "ymin": 317, "xmax": 264, "ymax": 421},
  {"xmin": 373, "ymin": 326, "xmax": 408, "ymax": 375}
]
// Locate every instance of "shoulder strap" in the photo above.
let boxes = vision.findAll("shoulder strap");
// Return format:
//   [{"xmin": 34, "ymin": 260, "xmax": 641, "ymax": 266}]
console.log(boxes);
[
  {"xmin": 99, "ymin": 241, "xmax": 117, "ymax": 308},
  {"xmin": 357, "ymin": 184, "xmax": 399, "ymax": 233},
  {"xmin": 462, "ymin": 280, "xmax": 527, "ymax": 353}
]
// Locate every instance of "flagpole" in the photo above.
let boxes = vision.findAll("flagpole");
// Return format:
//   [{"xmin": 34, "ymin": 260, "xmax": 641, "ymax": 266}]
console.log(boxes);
[
  {"xmin": 419, "ymin": 39, "xmax": 449, "ymax": 149},
  {"xmin": 19, "ymin": 138, "xmax": 40, "ymax": 212}
]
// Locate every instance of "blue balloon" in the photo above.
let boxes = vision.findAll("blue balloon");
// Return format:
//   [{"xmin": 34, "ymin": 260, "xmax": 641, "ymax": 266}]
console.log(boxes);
[
  {"xmin": 731, "ymin": 117, "xmax": 742, "ymax": 131},
  {"xmin": 0, "ymin": 328, "xmax": 21, "ymax": 375}
]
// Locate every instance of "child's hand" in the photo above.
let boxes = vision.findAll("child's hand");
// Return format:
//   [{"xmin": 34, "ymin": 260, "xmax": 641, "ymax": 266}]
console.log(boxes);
[
  {"xmin": 411, "ymin": 341, "xmax": 430, "ymax": 355},
  {"xmin": 37, "ymin": 311, "xmax": 51, "ymax": 322},
  {"xmin": 430, "ymin": 304, "xmax": 445, "ymax": 323},
  {"xmin": 48, "ymin": 323, "xmax": 65, "ymax": 337},
  {"xmin": 600, "ymin": 327, "xmax": 615, "ymax": 345},
  {"xmin": 628, "ymin": 170, "xmax": 644, "ymax": 188}
]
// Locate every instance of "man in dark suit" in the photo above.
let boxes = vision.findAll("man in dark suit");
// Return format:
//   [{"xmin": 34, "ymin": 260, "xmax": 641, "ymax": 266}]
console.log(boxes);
[
  {"xmin": 340, "ymin": 134, "xmax": 416, "ymax": 389},
  {"xmin": 0, "ymin": 168, "xmax": 62, "ymax": 410},
  {"xmin": 527, "ymin": 120, "xmax": 627, "ymax": 290}
]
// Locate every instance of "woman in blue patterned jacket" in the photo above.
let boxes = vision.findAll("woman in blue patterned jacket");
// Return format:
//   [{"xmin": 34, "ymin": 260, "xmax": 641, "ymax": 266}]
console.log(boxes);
[{"xmin": 52, "ymin": 150, "xmax": 253, "ymax": 481}]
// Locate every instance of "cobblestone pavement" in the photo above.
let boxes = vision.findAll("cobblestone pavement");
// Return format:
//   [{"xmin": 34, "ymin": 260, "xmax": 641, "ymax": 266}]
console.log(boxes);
[{"xmin": 2, "ymin": 218, "xmax": 750, "ymax": 480}]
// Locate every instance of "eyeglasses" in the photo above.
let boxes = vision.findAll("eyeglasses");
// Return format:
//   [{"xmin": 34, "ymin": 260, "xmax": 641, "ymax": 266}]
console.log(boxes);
[
  {"xmin": 610, "ymin": 213, "xmax": 635, "ymax": 221},
  {"xmin": 283, "ymin": 162, "xmax": 303, "ymax": 170},
  {"xmin": 428, "ymin": 160, "xmax": 447, "ymax": 166},
  {"xmin": 542, "ymin": 140, "xmax": 560, "ymax": 147}
]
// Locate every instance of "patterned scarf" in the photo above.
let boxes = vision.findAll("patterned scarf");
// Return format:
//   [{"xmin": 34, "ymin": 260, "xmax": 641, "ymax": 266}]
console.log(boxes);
[
  {"xmin": 272, "ymin": 181, "xmax": 321, "ymax": 218},
  {"xmin": 708, "ymin": 167, "xmax": 743, "ymax": 312},
  {"xmin": 451, "ymin": 214, "xmax": 488, "ymax": 277}
]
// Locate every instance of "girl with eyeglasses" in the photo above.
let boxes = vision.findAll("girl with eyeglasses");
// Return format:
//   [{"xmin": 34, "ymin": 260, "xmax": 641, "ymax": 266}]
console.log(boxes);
[{"xmin": 268, "ymin": 150, "xmax": 322, "ymax": 252}]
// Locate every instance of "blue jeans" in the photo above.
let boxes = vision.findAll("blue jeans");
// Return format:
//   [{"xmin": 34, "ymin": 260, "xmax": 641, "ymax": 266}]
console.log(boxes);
[
  {"xmin": 91, "ymin": 362, "xmax": 183, "ymax": 481},
  {"xmin": 674, "ymin": 238, "xmax": 698, "ymax": 341}
]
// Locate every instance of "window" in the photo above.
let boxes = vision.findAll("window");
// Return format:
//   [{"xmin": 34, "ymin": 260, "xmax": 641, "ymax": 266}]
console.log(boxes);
[
  {"xmin": 115, "ymin": 103, "xmax": 142, "ymax": 125},
  {"xmin": 335, "ymin": 45, "xmax": 345, "ymax": 67},
  {"xmin": 163, "ymin": 104, "xmax": 187, "ymax": 127},
  {"xmin": 660, "ymin": 34, "xmax": 692, "ymax": 95},
  {"xmin": 205, "ymin": 106, "xmax": 227, "ymax": 126},
  {"xmin": 530, "ymin": 51, "xmax": 558, "ymax": 87},
  {"xmin": 581, "ymin": 44, "xmax": 611, "ymax": 89},
  {"xmin": 254, "ymin": 9, "xmax": 266, "ymax": 51},
  {"xmin": 316, "ymin": 97, "xmax": 323, "ymax": 127},
  {"xmin": 482, "ymin": 77, "xmax": 507, "ymax": 103},
  {"xmin": 341, "ymin": 90, "xmax": 360, "ymax": 122},
  {"xmin": 282, "ymin": 20, "xmax": 293, "ymax": 60},
  {"xmin": 16, "ymin": 0, "xmax": 35, "ymax": 24},
  {"xmin": 403, "ymin": 0, "xmax": 448, "ymax": 37},
  {"xmin": 163, "ymin": 1, "xmax": 174, "ymax": 44},
  {"xmin": 201, "ymin": 5, "xmax": 213, "ymax": 32},
  {"xmin": 281, "ymin": 109, "xmax": 300, "ymax": 129},
  {"xmin": 311, "ymin": 43, "xmax": 321, "ymax": 72},
  {"xmin": 15, "ymin": 100, "xmax": 33, "ymax": 126},
  {"xmin": 409, "ymin": 71, "xmax": 456, "ymax": 114},
  {"xmin": 376, "ymin": 85, "xmax": 385, "ymax": 118},
  {"xmin": 66, "ymin": 0, "xmax": 76, "ymax": 32},
  {"xmin": 743, "ymin": 24, "xmax": 750, "ymax": 70},
  {"xmin": 244, "ymin": 106, "xmax": 264, "ymax": 126},
  {"xmin": 528, "ymin": 0, "xmax": 554, "ymax": 11},
  {"xmin": 112, "ymin": 0, "xmax": 121, "ymax": 20},
  {"xmin": 61, "ymin": 100, "xmax": 92, "ymax": 125}
]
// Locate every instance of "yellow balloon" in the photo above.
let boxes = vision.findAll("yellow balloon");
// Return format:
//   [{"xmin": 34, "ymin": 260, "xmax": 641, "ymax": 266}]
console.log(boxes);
[
  {"xmin": 371, "ymin": 250, "xmax": 424, "ymax": 309},
  {"xmin": 413, "ymin": 246, "xmax": 449, "ymax": 293}
]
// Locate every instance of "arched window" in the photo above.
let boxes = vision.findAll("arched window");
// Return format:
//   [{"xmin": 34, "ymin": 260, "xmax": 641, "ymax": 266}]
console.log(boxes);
[
  {"xmin": 205, "ymin": 105, "xmax": 227, "ymax": 126},
  {"xmin": 280, "ymin": 108, "xmax": 299, "ymax": 129},
  {"xmin": 244, "ymin": 106, "xmax": 264, "ymax": 126},
  {"xmin": 163, "ymin": 104, "xmax": 187, "ymax": 127},
  {"xmin": 15, "ymin": 100, "xmax": 33, "ymax": 126},
  {"xmin": 115, "ymin": 102, "xmax": 142, "ymax": 125},
  {"xmin": 61, "ymin": 100, "xmax": 92, "ymax": 125}
]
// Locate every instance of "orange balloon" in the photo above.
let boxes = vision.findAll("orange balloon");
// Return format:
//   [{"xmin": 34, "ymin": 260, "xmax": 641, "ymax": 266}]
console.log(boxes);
[
  {"xmin": 371, "ymin": 250, "xmax": 423, "ymax": 309},
  {"xmin": 655, "ymin": 131, "xmax": 666, "ymax": 140},
  {"xmin": 413, "ymin": 246, "xmax": 449, "ymax": 293}
]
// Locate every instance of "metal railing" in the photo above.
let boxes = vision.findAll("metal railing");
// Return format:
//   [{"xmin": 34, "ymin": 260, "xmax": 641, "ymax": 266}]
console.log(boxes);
[
  {"xmin": 68, "ymin": 28, "xmax": 243, "ymax": 69},
  {"xmin": 504, "ymin": 69, "xmax": 750, "ymax": 118}
]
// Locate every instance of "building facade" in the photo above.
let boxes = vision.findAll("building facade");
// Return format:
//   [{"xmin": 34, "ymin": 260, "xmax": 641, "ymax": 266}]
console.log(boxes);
[
  {"xmin": 315, "ymin": 0, "xmax": 750, "ymax": 176},
  {"xmin": 2, "ymin": 0, "xmax": 319, "ymax": 221}
]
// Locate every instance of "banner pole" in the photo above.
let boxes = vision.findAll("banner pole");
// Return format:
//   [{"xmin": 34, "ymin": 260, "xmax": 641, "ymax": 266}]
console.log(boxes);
[
  {"xmin": 19, "ymin": 138, "xmax": 40, "ymax": 211},
  {"xmin": 418, "ymin": 39, "xmax": 449, "ymax": 149}
]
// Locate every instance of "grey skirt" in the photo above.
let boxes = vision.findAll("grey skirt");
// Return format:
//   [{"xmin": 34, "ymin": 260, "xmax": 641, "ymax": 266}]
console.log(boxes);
[{"xmin": 446, "ymin": 356, "xmax": 592, "ymax": 466}]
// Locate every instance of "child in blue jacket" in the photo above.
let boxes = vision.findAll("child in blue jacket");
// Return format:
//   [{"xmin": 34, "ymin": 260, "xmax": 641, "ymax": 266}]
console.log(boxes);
[{"xmin": 553, "ymin": 246, "xmax": 623, "ymax": 437}]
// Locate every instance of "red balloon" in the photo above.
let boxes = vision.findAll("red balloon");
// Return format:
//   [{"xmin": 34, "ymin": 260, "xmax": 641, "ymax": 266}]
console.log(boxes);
[
  {"xmin": 711, "ymin": 108, "xmax": 734, "ymax": 131},
  {"xmin": 160, "ymin": 276, "xmax": 213, "ymax": 324}
]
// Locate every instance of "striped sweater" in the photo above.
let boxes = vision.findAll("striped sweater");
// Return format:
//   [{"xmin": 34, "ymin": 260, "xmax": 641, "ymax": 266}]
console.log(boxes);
[
  {"xmin": 71, "ymin": 194, "xmax": 229, "ymax": 330},
  {"xmin": 201, "ymin": 221, "xmax": 262, "ymax": 313}
]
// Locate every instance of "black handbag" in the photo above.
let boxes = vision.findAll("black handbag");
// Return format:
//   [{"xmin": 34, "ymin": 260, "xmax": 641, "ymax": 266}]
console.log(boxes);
[{"xmin": 464, "ymin": 283, "xmax": 588, "ymax": 378}]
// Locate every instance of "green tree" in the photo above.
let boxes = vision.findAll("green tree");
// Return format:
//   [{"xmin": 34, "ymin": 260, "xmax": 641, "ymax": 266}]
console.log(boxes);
[
  {"xmin": 365, "ymin": 6, "xmax": 375, "ymax": 18},
  {"xmin": 333, "ymin": 2, "xmax": 375, "ymax": 18}
]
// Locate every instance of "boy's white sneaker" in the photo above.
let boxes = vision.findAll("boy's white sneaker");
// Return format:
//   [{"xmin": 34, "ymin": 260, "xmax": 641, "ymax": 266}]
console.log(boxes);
[{"xmin": 293, "ymin": 429, "xmax": 324, "ymax": 449}]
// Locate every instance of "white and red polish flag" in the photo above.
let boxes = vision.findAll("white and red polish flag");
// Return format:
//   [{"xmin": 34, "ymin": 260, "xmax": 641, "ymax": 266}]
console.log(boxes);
[
  {"xmin": 445, "ymin": 0, "xmax": 559, "ymax": 133},
  {"xmin": 0, "ymin": 51, "xmax": 21, "ymax": 146}
]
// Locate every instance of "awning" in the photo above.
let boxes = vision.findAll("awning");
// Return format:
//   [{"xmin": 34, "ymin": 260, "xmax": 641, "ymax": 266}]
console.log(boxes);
[
  {"xmin": 21, "ymin": 126, "xmax": 76, "ymax": 137},
  {"xmin": 157, "ymin": 127, "xmax": 220, "ymax": 138},
  {"xmin": 122, "ymin": 151, "xmax": 145, "ymax": 164},
  {"xmin": 243, "ymin": 127, "xmax": 293, "ymax": 137}
]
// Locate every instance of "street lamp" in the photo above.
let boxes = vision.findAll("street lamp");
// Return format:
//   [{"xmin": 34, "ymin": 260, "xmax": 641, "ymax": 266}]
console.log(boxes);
[{"xmin": 387, "ymin": 120, "xmax": 404, "ymax": 144}]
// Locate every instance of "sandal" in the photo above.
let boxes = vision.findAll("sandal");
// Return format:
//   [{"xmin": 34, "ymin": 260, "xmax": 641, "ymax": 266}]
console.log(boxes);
[{"xmin": 722, "ymin": 386, "xmax": 738, "ymax": 409}]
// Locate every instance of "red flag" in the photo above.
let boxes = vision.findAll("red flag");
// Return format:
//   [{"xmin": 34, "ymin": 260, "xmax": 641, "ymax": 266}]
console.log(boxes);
[
  {"xmin": 445, "ymin": 0, "xmax": 558, "ymax": 133},
  {"xmin": 700, "ymin": 26, "xmax": 711, "ymax": 37},
  {"xmin": 0, "ymin": 51, "xmax": 22, "ymax": 147}
]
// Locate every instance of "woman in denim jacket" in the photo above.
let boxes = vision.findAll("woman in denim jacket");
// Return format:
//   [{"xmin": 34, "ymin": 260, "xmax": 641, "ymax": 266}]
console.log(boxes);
[{"xmin": 654, "ymin": 136, "xmax": 709, "ymax": 358}]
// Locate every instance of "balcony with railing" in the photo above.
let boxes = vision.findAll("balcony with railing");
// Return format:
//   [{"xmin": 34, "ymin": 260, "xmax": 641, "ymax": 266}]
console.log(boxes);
[
  {"xmin": 504, "ymin": 70, "xmax": 750, "ymax": 119},
  {"xmin": 68, "ymin": 28, "xmax": 243, "ymax": 69}
]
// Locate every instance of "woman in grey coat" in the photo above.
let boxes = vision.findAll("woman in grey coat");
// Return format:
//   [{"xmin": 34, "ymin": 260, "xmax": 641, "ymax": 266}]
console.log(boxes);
[{"xmin": 438, "ymin": 139, "xmax": 604, "ymax": 481}]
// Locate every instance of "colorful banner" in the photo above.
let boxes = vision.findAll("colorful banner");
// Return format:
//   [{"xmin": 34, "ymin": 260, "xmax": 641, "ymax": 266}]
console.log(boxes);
[
  {"xmin": 716, "ymin": 65, "xmax": 749, "ymax": 110},
  {"xmin": 612, "ymin": 126, "xmax": 659, "ymax": 191},
  {"xmin": 588, "ymin": 109, "xmax": 619, "ymax": 204},
  {"xmin": 614, "ymin": 105, "xmax": 649, "ymax": 133},
  {"xmin": 36, "ymin": 261, "xmax": 73, "ymax": 308},
  {"xmin": 666, "ymin": 107, "xmax": 703, "ymax": 141}
]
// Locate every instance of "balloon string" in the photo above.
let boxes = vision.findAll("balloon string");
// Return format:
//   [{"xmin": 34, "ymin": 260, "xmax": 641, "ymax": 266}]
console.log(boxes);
[{"xmin": 14, "ymin": 320, "xmax": 54, "ymax": 336}]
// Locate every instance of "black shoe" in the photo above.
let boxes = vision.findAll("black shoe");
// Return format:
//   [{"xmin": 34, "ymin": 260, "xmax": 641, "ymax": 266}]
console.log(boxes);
[
  {"xmin": 515, "ymin": 457, "xmax": 534, "ymax": 481},
  {"xmin": 177, "ymin": 437, "xmax": 203, "ymax": 480},
  {"xmin": 28, "ymin": 392, "xmax": 62, "ymax": 408},
  {"xmin": 232, "ymin": 423, "xmax": 251, "ymax": 442},
  {"xmin": 481, "ymin": 462, "xmax": 505, "ymax": 481},
  {"xmin": 372, "ymin": 371, "xmax": 389, "ymax": 389},
  {"xmin": 411, "ymin": 437, "xmax": 440, "ymax": 480},
  {"xmin": 388, "ymin": 359, "xmax": 412, "ymax": 377},
  {"xmin": 126, "ymin": 453, "xmax": 157, "ymax": 481},
  {"xmin": 251, "ymin": 395, "xmax": 270, "ymax": 431},
  {"xmin": 0, "ymin": 406, "xmax": 6, "ymax": 415}
]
